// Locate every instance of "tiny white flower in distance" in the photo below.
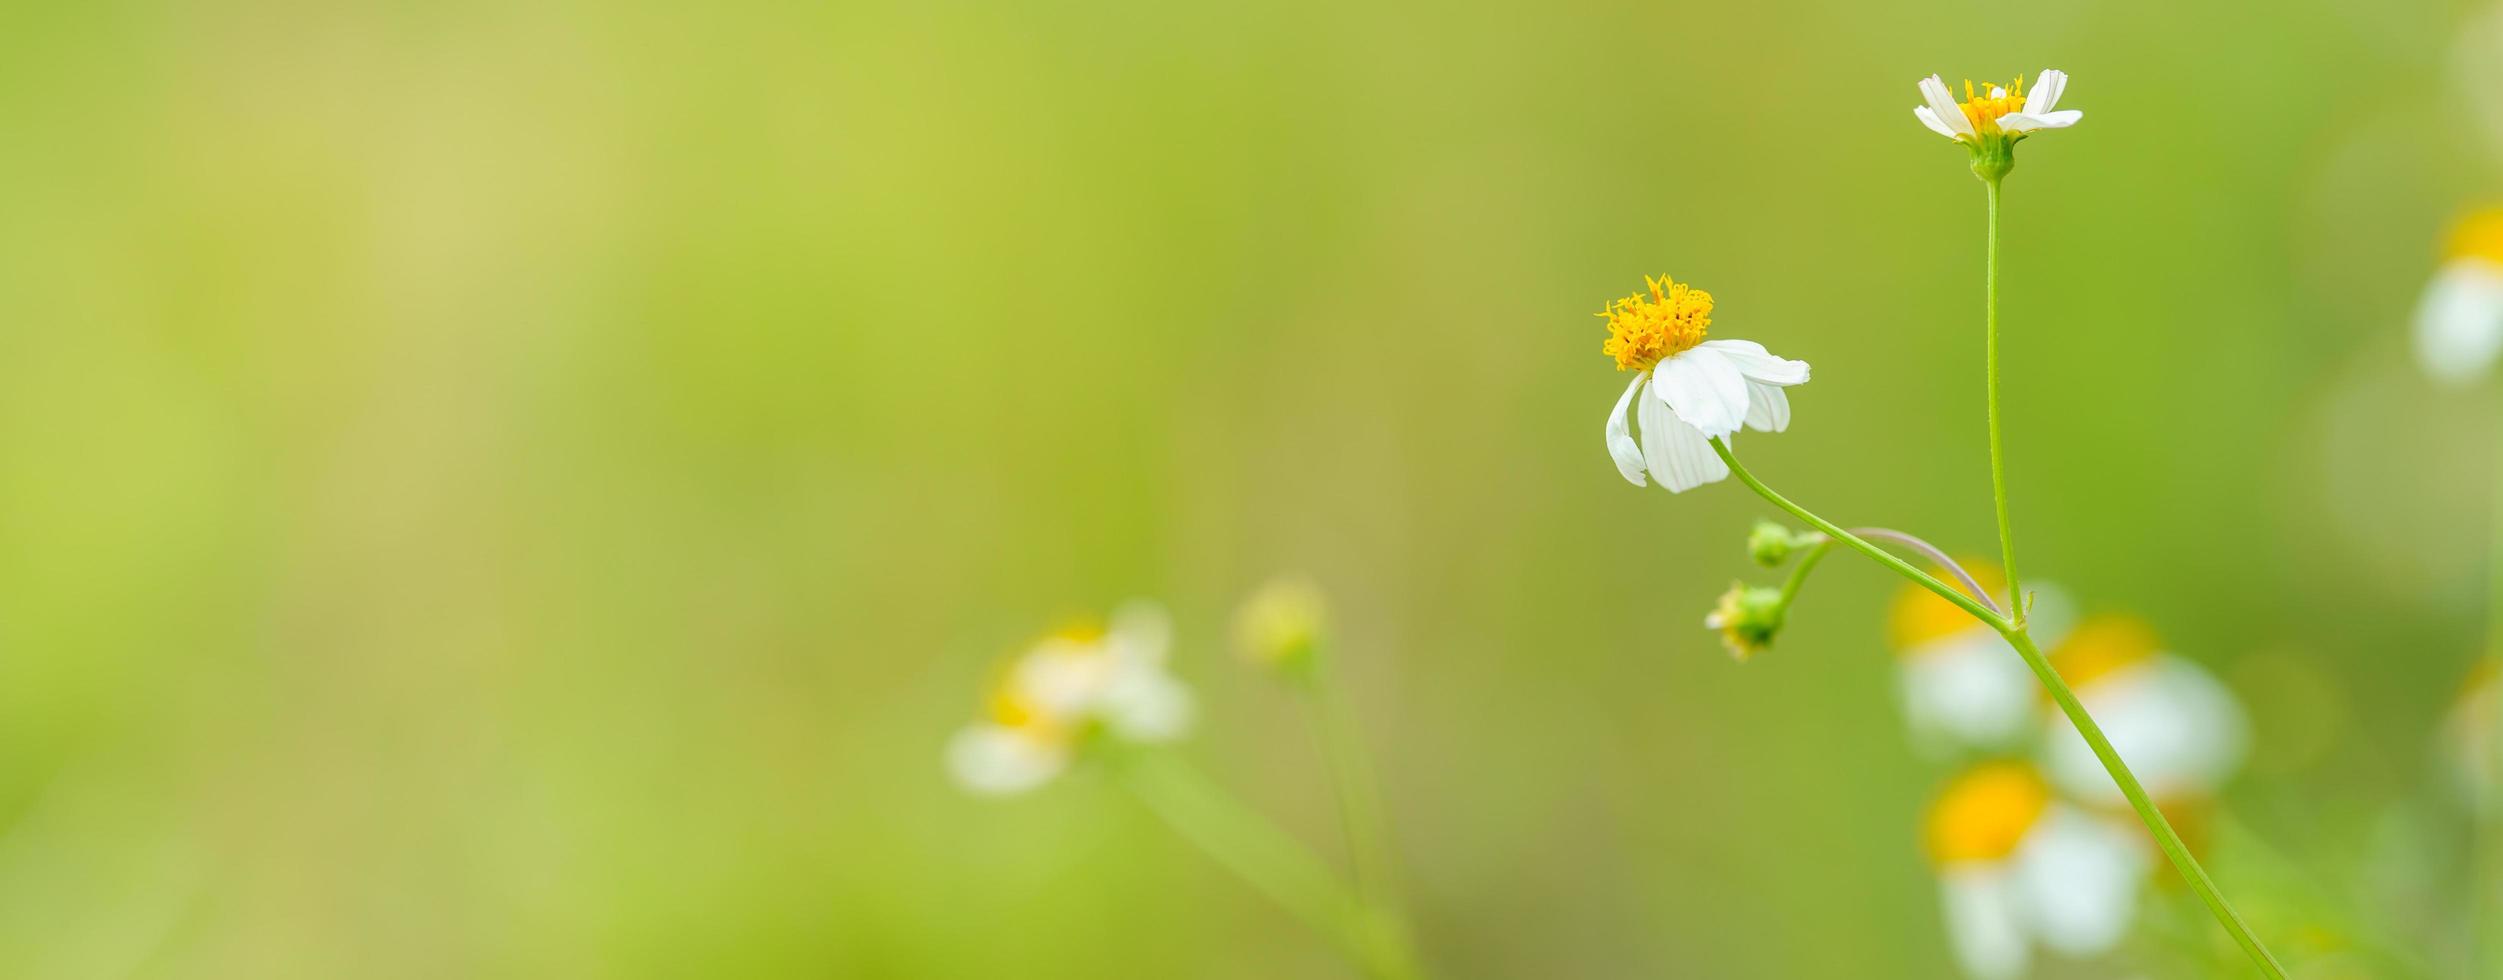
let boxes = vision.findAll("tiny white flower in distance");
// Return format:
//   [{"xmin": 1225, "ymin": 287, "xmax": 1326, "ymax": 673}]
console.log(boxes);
[
  {"xmin": 2414, "ymin": 210, "xmax": 2503, "ymax": 385},
  {"xmin": 1924, "ymin": 763, "xmax": 2151, "ymax": 980},
  {"xmin": 1887, "ymin": 562, "xmax": 2074, "ymax": 756},
  {"xmin": 1596, "ymin": 276, "xmax": 1810, "ymax": 492},
  {"xmin": 945, "ymin": 601, "xmax": 1195, "ymax": 796},
  {"xmin": 1913, "ymin": 70, "xmax": 2083, "ymax": 144},
  {"xmin": 2035, "ymin": 616, "xmax": 2248, "ymax": 808}
]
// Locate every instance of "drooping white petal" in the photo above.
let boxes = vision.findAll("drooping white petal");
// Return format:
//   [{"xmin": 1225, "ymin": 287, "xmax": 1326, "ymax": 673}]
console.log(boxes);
[
  {"xmin": 1637, "ymin": 381, "xmax": 1728, "ymax": 493},
  {"xmin": 1605, "ymin": 373, "xmax": 1650, "ymax": 486},
  {"xmin": 1920, "ymin": 75, "xmax": 1975, "ymax": 138},
  {"xmin": 2029, "ymin": 69, "xmax": 2068, "ymax": 113},
  {"xmin": 1696, "ymin": 339, "xmax": 1810, "ymax": 386},
  {"xmin": 1742, "ymin": 381, "xmax": 1790, "ymax": 432},
  {"xmin": 1650, "ymin": 346, "xmax": 1750, "ymax": 438},
  {"xmin": 2415, "ymin": 260, "xmax": 2503, "ymax": 385},
  {"xmin": 2040, "ymin": 656, "xmax": 2248, "ymax": 806},
  {"xmin": 1915, "ymin": 106, "xmax": 1961, "ymax": 139},
  {"xmin": 1899, "ymin": 630, "xmax": 2039, "ymax": 755},
  {"xmin": 945, "ymin": 724, "xmax": 1068, "ymax": 796},
  {"xmin": 2011, "ymin": 806, "xmax": 2148, "ymax": 956},
  {"xmin": 1996, "ymin": 110, "xmax": 2082, "ymax": 133},
  {"xmin": 1937, "ymin": 866, "xmax": 2029, "ymax": 980},
  {"xmin": 1100, "ymin": 670, "xmax": 1194, "ymax": 741}
]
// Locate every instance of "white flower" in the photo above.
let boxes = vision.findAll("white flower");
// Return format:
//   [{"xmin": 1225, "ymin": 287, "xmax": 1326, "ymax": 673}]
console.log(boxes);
[
  {"xmin": 2441, "ymin": 661, "xmax": 2501, "ymax": 813},
  {"xmin": 1913, "ymin": 70, "xmax": 2083, "ymax": 144},
  {"xmin": 945, "ymin": 601, "xmax": 1195, "ymax": 796},
  {"xmin": 1597, "ymin": 276, "xmax": 1810, "ymax": 492},
  {"xmin": 1926, "ymin": 763, "xmax": 2152, "ymax": 980},
  {"xmin": 2035, "ymin": 616, "xmax": 2247, "ymax": 808},
  {"xmin": 2414, "ymin": 210, "xmax": 2503, "ymax": 385},
  {"xmin": 1887, "ymin": 565, "xmax": 2074, "ymax": 755}
]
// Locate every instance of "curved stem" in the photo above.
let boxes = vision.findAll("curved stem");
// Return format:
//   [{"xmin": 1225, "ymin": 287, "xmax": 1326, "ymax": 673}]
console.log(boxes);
[
  {"xmin": 1710, "ymin": 441, "xmax": 2285, "ymax": 979},
  {"xmin": 1301, "ymin": 654, "xmax": 1424, "ymax": 980},
  {"xmin": 1712, "ymin": 439, "xmax": 2007, "ymax": 632},
  {"xmin": 1984, "ymin": 177, "xmax": 2026, "ymax": 626},
  {"xmin": 1776, "ymin": 537, "xmax": 1835, "ymax": 606},
  {"xmin": 1842, "ymin": 527, "xmax": 2001, "ymax": 616}
]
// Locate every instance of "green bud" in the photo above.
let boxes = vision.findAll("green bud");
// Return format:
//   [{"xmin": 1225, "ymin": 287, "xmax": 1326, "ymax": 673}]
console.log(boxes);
[
  {"xmin": 1706, "ymin": 583, "xmax": 1789, "ymax": 662},
  {"xmin": 1748, "ymin": 521, "xmax": 1804, "ymax": 567},
  {"xmin": 1235, "ymin": 577, "xmax": 1328, "ymax": 673}
]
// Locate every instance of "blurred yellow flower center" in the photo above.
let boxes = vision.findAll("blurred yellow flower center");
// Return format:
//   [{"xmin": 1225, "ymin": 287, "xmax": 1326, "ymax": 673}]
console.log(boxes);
[
  {"xmin": 1886, "ymin": 560, "xmax": 2004, "ymax": 654},
  {"xmin": 2446, "ymin": 210, "xmax": 2503, "ymax": 265},
  {"xmin": 2048, "ymin": 615, "xmax": 2160, "ymax": 692},
  {"xmin": 986, "ymin": 689, "xmax": 1057, "ymax": 734},
  {"xmin": 1925, "ymin": 763, "xmax": 2050, "ymax": 864},
  {"xmin": 1599, "ymin": 275, "xmax": 1712, "ymax": 371},
  {"xmin": 1956, "ymin": 77, "xmax": 2030, "ymax": 134}
]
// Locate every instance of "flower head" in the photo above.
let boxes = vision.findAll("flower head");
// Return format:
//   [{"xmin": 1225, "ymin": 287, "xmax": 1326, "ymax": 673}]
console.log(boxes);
[
  {"xmin": 945, "ymin": 602, "xmax": 1194, "ymax": 796},
  {"xmin": 1705, "ymin": 582, "xmax": 1787, "ymax": 661},
  {"xmin": 2415, "ymin": 209, "xmax": 2503, "ymax": 385},
  {"xmin": 1596, "ymin": 276, "xmax": 1810, "ymax": 493},
  {"xmin": 1234, "ymin": 576, "xmax": 1329, "ymax": 671},
  {"xmin": 1913, "ymin": 70, "xmax": 2082, "ymax": 179},
  {"xmin": 1924, "ymin": 762, "xmax": 2152, "ymax": 980}
]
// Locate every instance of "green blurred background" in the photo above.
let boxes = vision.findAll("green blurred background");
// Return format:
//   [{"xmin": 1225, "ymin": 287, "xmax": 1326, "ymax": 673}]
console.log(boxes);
[{"xmin": 1, "ymin": 0, "xmax": 2500, "ymax": 975}]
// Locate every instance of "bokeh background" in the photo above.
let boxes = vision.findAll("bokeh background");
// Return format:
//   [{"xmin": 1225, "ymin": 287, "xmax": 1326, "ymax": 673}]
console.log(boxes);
[{"xmin": 3, "ymin": 0, "xmax": 2502, "ymax": 975}]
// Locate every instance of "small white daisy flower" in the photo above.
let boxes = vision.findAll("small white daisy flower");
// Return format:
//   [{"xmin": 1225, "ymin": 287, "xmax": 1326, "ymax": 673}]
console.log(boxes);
[
  {"xmin": 2035, "ymin": 616, "xmax": 2248, "ymax": 808},
  {"xmin": 945, "ymin": 602, "xmax": 1194, "ymax": 796},
  {"xmin": 1926, "ymin": 763, "xmax": 2152, "ymax": 980},
  {"xmin": 1597, "ymin": 276, "xmax": 1811, "ymax": 492},
  {"xmin": 2414, "ymin": 210, "xmax": 2503, "ymax": 385},
  {"xmin": 1913, "ymin": 70, "xmax": 2083, "ymax": 145},
  {"xmin": 1887, "ymin": 564, "xmax": 2074, "ymax": 755}
]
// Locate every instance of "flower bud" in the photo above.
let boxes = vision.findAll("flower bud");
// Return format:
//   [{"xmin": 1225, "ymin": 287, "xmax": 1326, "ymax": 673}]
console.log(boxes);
[
  {"xmin": 1705, "ymin": 583, "xmax": 1788, "ymax": 662},
  {"xmin": 1748, "ymin": 521, "xmax": 1808, "ymax": 567},
  {"xmin": 1234, "ymin": 577, "xmax": 1328, "ymax": 671}
]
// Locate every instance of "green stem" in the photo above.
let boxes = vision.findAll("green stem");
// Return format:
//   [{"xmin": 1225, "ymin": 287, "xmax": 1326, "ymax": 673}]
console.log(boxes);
[
  {"xmin": 2480, "ymin": 386, "xmax": 2503, "ymax": 976},
  {"xmin": 1709, "ymin": 441, "xmax": 2287, "ymax": 979},
  {"xmin": 1984, "ymin": 177, "xmax": 2025, "ymax": 627},
  {"xmin": 1776, "ymin": 538, "xmax": 1835, "ymax": 606},
  {"xmin": 1301, "ymin": 655, "xmax": 1423, "ymax": 980},
  {"xmin": 1112, "ymin": 749, "xmax": 1397, "ymax": 977}
]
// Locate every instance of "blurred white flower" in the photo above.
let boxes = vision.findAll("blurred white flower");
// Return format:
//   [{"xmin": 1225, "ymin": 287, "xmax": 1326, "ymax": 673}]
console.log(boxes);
[
  {"xmin": 946, "ymin": 602, "xmax": 1194, "ymax": 796},
  {"xmin": 1925, "ymin": 762, "xmax": 2151, "ymax": 980},
  {"xmin": 1912, "ymin": 70, "xmax": 2083, "ymax": 144},
  {"xmin": 2441, "ymin": 660, "xmax": 2501, "ymax": 813},
  {"xmin": 2036, "ymin": 616, "xmax": 2248, "ymax": 808},
  {"xmin": 1889, "ymin": 564, "xmax": 2074, "ymax": 755},
  {"xmin": 2414, "ymin": 210, "xmax": 2503, "ymax": 385},
  {"xmin": 1597, "ymin": 276, "xmax": 1810, "ymax": 493}
]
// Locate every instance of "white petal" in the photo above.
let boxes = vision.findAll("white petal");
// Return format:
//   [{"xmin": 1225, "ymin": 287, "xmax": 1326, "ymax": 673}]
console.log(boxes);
[
  {"xmin": 946, "ymin": 724, "xmax": 1068, "ymax": 796},
  {"xmin": 1898, "ymin": 630, "xmax": 2039, "ymax": 755},
  {"xmin": 1110, "ymin": 600, "xmax": 1173, "ymax": 668},
  {"xmin": 1937, "ymin": 867, "xmax": 2029, "ymax": 980},
  {"xmin": 1012, "ymin": 642, "xmax": 1115, "ymax": 719},
  {"xmin": 1650, "ymin": 347, "xmax": 1749, "ymax": 438},
  {"xmin": 1637, "ymin": 382, "xmax": 1728, "ymax": 493},
  {"xmin": 1997, "ymin": 110, "xmax": 2082, "ymax": 133},
  {"xmin": 1101, "ymin": 670, "xmax": 1195, "ymax": 741},
  {"xmin": 2012, "ymin": 806, "xmax": 2148, "ymax": 956},
  {"xmin": 1697, "ymin": 339, "xmax": 1811, "ymax": 386},
  {"xmin": 1742, "ymin": 381, "xmax": 1790, "ymax": 432},
  {"xmin": 2040, "ymin": 657, "xmax": 2248, "ymax": 806},
  {"xmin": 1915, "ymin": 105, "xmax": 1961, "ymax": 139},
  {"xmin": 2028, "ymin": 69, "xmax": 2067, "ymax": 113},
  {"xmin": 1920, "ymin": 75, "xmax": 1975, "ymax": 137},
  {"xmin": 1605, "ymin": 373, "xmax": 1650, "ymax": 486},
  {"xmin": 2415, "ymin": 260, "xmax": 2503, "ymax": 385}
]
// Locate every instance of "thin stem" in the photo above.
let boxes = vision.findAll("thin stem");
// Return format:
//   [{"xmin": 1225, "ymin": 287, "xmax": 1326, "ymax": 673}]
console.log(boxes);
[
  {"xmin": 1776, "ymin": 537, "xmax": 1834, "ymax": 606},
  {"xmin": 1984, "ymin": 177, "xmax": 2025, "ymax": 627},
  {"xmin": 1710, "ymin": 441, "xmax": 2286, "ymax": 978},
  {"xmin": 1112, "ymin": 749, "xmax": 1394, "ymax": 976},
  {"xmin": 1842, "ymin": 527, "xmax": 2001, "ymax": 616},
  {"xmin": 1711, "ymin": 440, "xmax": 2007, "ymax": 632},
  {"xmin": 2480, "ymin": 385, "xmax": 2503, "ymax": 976},
  {"xmin": 1301, "ymin": 655, "xmax": 1423, "ymax": 980},
  {"xmin": 2000, "ymin": 629, "xmax": 2286, "ymax": 979}
]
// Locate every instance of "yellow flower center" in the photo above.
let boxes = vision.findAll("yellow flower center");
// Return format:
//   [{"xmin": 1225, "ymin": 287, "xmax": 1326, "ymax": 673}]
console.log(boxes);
[
  {"xmin": 1955, "ymin": 77, "xmax": 2031, "ymax": 135},
  {"xmin": 2048, "ymin": 615, "xmax": 2160, "ymax": 693},
  {"xmin": 1925, "ymin": 762, "xmax": 2051, "ymax": 865},
  {"xmin": 1599, "ymin": 275, "xmax": 1712, "ymax": 371},
  {"xmin": 1887, "ymin": 560, "xmax": 2005, "ymax": 655},
  {"xmin": 2447, "ymin": 210, "xmax": 2503, "ymax": 266}
]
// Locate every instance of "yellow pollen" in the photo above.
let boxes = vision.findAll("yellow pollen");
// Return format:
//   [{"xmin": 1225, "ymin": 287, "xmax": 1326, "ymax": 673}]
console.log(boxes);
[
  {"xmin": 2048, "ymin": 615, "xmax": 2161, "ymax": 693},
  {"xmin": 1956, "ymin": 76, "xmax": 2030, "ymax": 135},
  {"xmin": 1598, "ymin": 275, "xmax": 1713, "ymax": 371},
  {"xmin": 2446, "ymin": 209, "xmax": 2503, "ymax": 266},
  {"xmin": 1886, "ymin": 560, "xmax": 2005, "ymax": 655},
  {"xmin": 1925, "ymin": 762, "xmax": 2051, "ymax": 865}
]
